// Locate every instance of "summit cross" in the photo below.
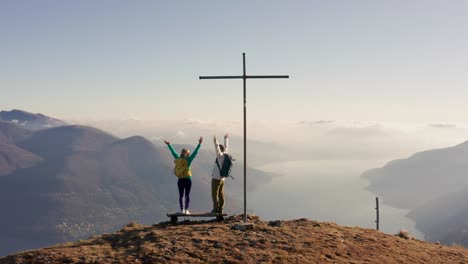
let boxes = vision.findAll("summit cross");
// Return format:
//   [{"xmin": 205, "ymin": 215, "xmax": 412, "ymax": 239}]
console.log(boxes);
[{"xmin": 199, "ymin": 53, "xmax": 289, "ymax": 223}]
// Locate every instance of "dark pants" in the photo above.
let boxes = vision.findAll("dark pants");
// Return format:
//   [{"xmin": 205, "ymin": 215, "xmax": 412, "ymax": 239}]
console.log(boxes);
[
  {"xmin": 177, "ymin": 178, "xmax": 192, "ymax": 210},
  {"xmin": 211, "ymin": 178, "xmax": 225, "ymax": 213}
]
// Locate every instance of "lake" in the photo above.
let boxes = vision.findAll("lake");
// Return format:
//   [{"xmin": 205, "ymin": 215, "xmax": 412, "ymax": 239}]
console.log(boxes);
[{"xmin": 248, "ymin": 160, "xmax": 424, "ymax": 239}]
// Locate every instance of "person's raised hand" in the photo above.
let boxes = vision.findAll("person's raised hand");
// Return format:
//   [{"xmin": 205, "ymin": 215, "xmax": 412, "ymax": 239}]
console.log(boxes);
[
  {"xmin": 164, "ymin": 140, "xmax": 170, "ymax": 145},
  {"xmin": 199, "ymin": 136, "xmax": 204, "ymax": 144},
  {"xmin": 224, "ymin": 133, "xmax": 229, "ymax": 139}
]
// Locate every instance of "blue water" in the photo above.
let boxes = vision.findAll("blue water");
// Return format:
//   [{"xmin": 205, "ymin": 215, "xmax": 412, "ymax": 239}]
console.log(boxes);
[{"xmin": 248, "ymin": 160, "xmax": 424, "ymax": 239}]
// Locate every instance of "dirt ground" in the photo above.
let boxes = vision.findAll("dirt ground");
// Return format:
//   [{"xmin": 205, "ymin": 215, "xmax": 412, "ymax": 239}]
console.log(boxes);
[{"xmin": 1, "ymin": 215, "xmax": 467, "ymax": 264}]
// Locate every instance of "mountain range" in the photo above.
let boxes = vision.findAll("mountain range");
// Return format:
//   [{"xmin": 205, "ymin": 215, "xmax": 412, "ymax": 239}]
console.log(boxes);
[
  {"xmin": 0, "ymin": 109, "xmax": 67, "ymax": 131},
  {"xmin": 364, "ymin": 141, "xmax": 468, "ymax": 246},
  {"xmin": 0, "ymin": 110, "xmax": 270, "ymax": 256}
]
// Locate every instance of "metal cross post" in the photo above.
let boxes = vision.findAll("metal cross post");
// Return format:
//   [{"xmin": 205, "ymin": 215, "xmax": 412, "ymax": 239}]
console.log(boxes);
[{"xmin": 199, "ymin": 53, "xmax": 289, "ymax": 223}]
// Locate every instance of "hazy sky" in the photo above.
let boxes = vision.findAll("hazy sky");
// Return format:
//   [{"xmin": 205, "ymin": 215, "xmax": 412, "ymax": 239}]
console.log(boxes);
[{"xmin": 2, "ymin": 1, "xmax": 468, "ymax": 123}]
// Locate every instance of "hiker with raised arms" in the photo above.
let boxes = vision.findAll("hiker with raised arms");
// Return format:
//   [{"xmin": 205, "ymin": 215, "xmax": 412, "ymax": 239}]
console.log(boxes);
[
  {"xmin": 164, "ymin": 136, "xmax": 203, "ymax": 215},
  {"xmin": 212, "ymin": 133, "xmax": 234, "ymax": 214}
]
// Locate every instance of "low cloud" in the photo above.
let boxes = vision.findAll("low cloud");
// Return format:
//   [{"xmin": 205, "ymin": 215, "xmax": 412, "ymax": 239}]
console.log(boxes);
[
  {"xmin": 299, "ymin": 120, "xmax": 335, "ymax": 125},
  {"xmin": 76, "ymin": 117, "xmax": 468, "ymax": 164},
  {"xmin": 325, "ymin": 124, "xmax": 389, "ymax": 138},
  {"xmin": 427, "ymin": 123, "xmax": 456, "ymax": 128},
  {"xmin": 184, "ymin": 118, "xmax": 205, "ymax": 125},
  {"xmin": 176, "ymin": 130, "xmax": 185, "ymax": 137}
]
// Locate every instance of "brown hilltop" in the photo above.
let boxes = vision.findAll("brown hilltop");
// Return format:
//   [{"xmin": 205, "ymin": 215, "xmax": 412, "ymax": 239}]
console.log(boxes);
[{"xmin": 1, "ymin": 215, "xmax": 467, "ymax": 264}]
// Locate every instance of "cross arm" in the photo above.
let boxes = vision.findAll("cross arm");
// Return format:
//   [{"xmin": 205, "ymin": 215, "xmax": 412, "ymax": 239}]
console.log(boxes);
[
  {"xmin": 199, "ymin": 76, "xmax": 244, "ymax": 79},
  {"xmin": 245, "ymin": 75, "xmax": 289, "ymax": 79},
  {"xmin": 199, "ymin": 75, "xmax": 289, "ymax": 79}
]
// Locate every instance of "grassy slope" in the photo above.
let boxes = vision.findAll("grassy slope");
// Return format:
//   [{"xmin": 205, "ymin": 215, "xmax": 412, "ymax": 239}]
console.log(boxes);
[{"xmin": 1, "ymin": 215, "xmax": 467, "ymax": 264}]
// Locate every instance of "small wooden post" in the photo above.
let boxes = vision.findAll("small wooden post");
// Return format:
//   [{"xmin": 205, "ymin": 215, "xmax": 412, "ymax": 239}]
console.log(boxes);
[{"xmin": 375, "ymin": 197, "xmax": 380, "ymax": 230}]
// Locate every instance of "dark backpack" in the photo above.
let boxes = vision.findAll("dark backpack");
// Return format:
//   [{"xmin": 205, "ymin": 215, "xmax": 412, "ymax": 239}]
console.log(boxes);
[{"xmin": 215, "ymin": 153, "xmax": 235, "ymax": 178}]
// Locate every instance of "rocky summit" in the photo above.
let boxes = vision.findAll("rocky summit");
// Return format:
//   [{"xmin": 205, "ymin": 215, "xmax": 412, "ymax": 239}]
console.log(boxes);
[{"xmin": 1, "ymin": 215, "xmax": 467, "ymax": 264}]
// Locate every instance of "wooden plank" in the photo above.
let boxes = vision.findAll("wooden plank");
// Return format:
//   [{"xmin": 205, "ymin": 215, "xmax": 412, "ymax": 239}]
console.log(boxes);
[
  {"xmin": 167, "ymin": 212, "xmax": 227, "ymax": 217},
  {"xmin": 167, "ymin": 212, "xmax": 227, "ymax": 224}
]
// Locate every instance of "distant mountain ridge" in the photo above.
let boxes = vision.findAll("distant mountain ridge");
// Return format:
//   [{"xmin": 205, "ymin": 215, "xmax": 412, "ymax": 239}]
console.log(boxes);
[
  {"xmin": 0, "ymin": 121, "xmax": 32, "ymax": 143},
  {"xmin": 0, "ymin": 111, "xmax": 271, "ymax": 256},
  {"xmin": 0, "ymin": 120, "xmax": 40, "ymax": 176},
  {"xmin": 364, "ymin": 140, "xmax": 468, "ymax": 246},
  {"xmin": 0, "ymin": 109, "xmax": 67, "ymax": 130},
  {"xmin": 407, "ymin": 187, "xmax": 468, "ymax": 246},
  {"xmin": 0, "ymin": 142, "xmax": 42, "ymax": 176}
]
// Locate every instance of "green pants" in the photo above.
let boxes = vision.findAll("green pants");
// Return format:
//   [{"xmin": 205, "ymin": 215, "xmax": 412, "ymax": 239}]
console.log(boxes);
[{"xmin": 211, "ymin": 178, "xmax": 225, "ymax": 213}]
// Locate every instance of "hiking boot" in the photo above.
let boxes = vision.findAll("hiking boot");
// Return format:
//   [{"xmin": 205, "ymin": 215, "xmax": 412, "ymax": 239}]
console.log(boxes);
[
  {"xmin": 185, "ymin": 209, "xmax": 190, "ymax": 215},
  {"xmin": 211, "ymin": 209, "xmax": 218, "ymax": 214},
  {"xmin": 180, "ymin": 209, "xmax": 185, "ymax": 214}
]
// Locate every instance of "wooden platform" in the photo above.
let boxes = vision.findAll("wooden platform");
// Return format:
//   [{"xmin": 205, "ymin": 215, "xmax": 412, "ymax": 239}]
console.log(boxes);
[{"xmin": 167, "ymin": 212, "xmax": 227, "ymax": 224}]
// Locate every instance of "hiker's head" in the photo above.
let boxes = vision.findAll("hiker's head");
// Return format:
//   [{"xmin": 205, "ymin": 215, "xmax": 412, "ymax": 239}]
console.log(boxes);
[
  {"xmin": 219, "ymin": 144, "xmax": 225, "ymax": 152},
  {"xmin": 180, "ymin": 148, "xmax": 190, "ymax": 158}
]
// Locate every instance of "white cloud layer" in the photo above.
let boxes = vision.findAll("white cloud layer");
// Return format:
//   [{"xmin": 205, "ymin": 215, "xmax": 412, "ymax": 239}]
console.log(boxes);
[{"xmin": 74, "ymin": 118, "xmax": 468, "ymax": 167}]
